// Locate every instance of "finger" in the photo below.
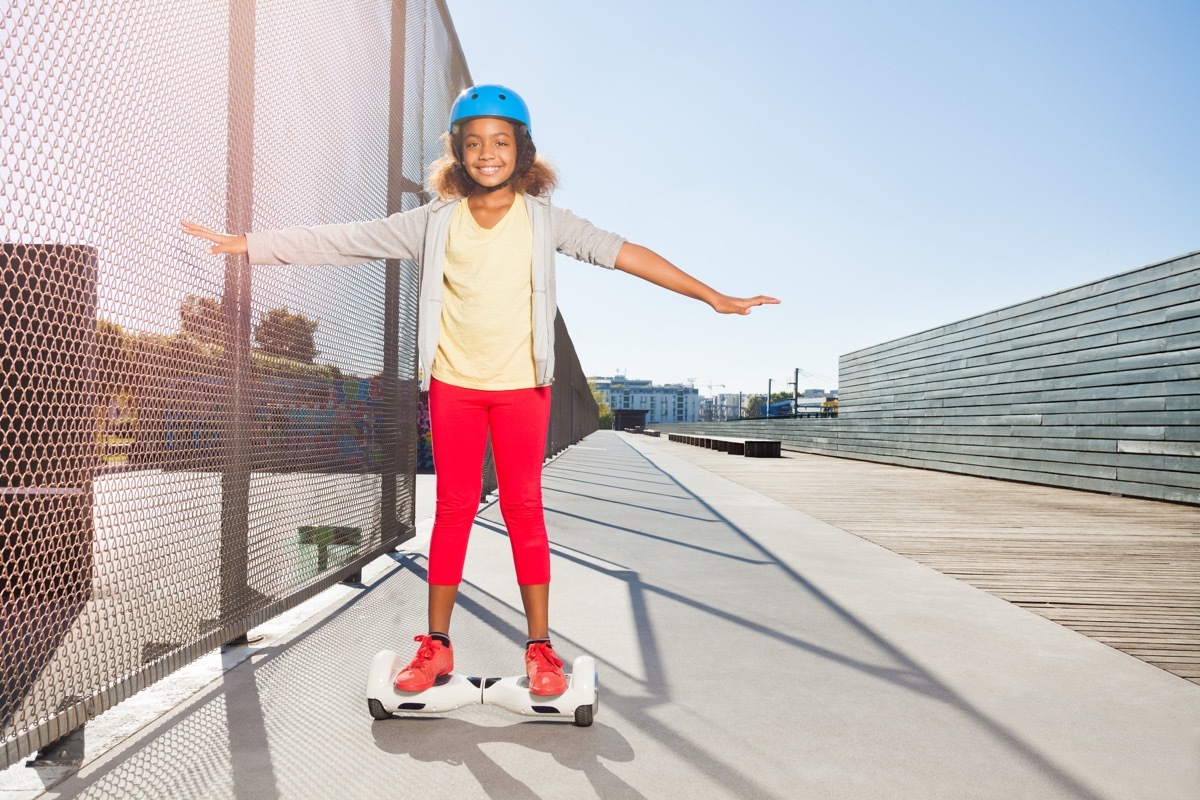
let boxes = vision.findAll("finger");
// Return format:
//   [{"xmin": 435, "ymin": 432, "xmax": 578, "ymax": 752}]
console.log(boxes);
[
  {"xmin": 181, "ymin": 221, "xmax": 228, "ymax": 243},
  {"xmin": 181, "ymin": 220, "xmax": 212, "ymax": 235},
  {"xmin": 738, "ymin": 297, "xmax": 777, "ymax": 309},
  {"xmin": 182, "ymin": 224, "xmax": 216, "ymax": 242}
]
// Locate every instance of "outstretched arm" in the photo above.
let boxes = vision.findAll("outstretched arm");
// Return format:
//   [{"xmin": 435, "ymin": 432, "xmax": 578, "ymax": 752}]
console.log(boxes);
[
  {"xmin": 182, "ymin": 207, "xmax": 428, "ymax": 265},
  {"xmin": 614, "ymin": 242, "xmax": 780, "ymax": 315},
  {"xmin": 182, "ymin": 221, "xmax": 247, "ymax": 255}
]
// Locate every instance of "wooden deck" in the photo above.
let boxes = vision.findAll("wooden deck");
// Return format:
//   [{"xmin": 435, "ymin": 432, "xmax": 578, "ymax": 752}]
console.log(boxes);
[{"xmin": 644, "ymin": 437, "xmax": 1200, "ymax": 685}]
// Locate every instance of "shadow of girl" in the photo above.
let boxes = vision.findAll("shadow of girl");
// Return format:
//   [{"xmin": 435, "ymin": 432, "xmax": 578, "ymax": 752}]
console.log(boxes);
[{"xmin": 370, "ymin": 714, "xmax": 643, "ymax": 799}]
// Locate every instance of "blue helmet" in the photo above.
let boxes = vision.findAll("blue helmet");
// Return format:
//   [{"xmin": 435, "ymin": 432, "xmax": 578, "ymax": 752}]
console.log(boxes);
[{"xmin": 448, "ymin": 84, "xmax": 532, "ymax": 136}]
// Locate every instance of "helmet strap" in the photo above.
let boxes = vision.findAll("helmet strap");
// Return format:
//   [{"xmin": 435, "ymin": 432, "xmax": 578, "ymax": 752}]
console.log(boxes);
[{"xmin": 478, "ymin": 179, "xmax": 511, "ymax": 193}]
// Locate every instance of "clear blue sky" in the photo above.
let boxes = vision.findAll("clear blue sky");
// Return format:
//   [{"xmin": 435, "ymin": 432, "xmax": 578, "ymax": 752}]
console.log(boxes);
[{"xmin": 447, "ymin": 0, "xmax": 1199, "ymax": 396}]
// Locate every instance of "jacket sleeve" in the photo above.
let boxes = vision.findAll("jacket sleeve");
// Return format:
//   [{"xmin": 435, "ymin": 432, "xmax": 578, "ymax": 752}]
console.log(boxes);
[
  {"xmin": 551, "ymin": 206, "xmax": 626, "ymax": 270},
  {"xmin": 245, "ymin": 205, "xmax": 430, "ymax": 266}
]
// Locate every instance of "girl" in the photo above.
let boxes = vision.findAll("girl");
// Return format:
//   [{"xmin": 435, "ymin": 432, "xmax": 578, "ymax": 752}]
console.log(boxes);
[{"xmin": 183, "ymin": 84, "xmax": 778, "ymax": 696}]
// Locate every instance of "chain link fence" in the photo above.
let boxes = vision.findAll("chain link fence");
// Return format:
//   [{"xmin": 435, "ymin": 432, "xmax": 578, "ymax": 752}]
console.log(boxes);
[{"xmin": 1, "ymin": 0, "xmax": 487, "ymax": 767}]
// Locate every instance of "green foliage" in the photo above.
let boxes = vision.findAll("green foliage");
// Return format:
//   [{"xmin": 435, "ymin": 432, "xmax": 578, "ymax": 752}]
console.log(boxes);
[
  {"xmin": 744, "ymin": 395, "xmax": 765, "ymax": 417},
  {"xmin": 92, "ymin": 303, "xmax": 338, "ymax": 406},
  {"xmin": 589, "ymin": 381, "xmax": 613, "ymax": 430},
  {"xmin": 251, "ymin": 350, "xmax": 343, "ymax": 381},
  {"xmin": 97, "ymin": 317, "xmax": 125, "ymax": 341},
  {"xmin": 179, "ymin": 294, "xmax": 225, "ymax": 346},
  {"xmin": 253, "ymin": 307, "xmax": 320, "ymax": 363}
]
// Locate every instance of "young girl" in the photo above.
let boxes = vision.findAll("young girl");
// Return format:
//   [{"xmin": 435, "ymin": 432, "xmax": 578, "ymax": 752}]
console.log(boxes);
[{"xmin": 183, "ymin": 84, "xmax": 778, "ymax": 696}]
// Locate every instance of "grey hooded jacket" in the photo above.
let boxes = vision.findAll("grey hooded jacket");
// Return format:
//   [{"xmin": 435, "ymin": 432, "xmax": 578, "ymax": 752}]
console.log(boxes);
[{"xmin": 245, "ymin": 194, "xmax": 625, "ymax": 391}]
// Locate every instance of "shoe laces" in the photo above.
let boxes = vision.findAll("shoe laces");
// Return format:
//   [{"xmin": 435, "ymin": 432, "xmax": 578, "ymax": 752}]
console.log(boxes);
[
  {"xmin": 527, "ymin": 641, "xmax": 563, "ymax": 671},
  {"xmin": 411, "ymin": 634, "xmax": 439, "ymax": 663}
]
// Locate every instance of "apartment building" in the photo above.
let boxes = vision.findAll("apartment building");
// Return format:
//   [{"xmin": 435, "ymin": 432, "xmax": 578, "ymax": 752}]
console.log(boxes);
[{"xmin": 590, "ymin": 375, "xmax": 700, "ymax": 424}]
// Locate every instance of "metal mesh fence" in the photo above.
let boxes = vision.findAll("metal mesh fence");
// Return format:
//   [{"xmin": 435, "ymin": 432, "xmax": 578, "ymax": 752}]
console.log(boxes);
[
  {"xmin": 548, "ymin": 313, "xmax": 601, "ymax": 455},
  {"xmin": 1, "ymin": 0, "xmax": 474, "ymax": 767},
  {"xmin": 478, "ymin": 313, "xmax": 601, "ymax": 498}
]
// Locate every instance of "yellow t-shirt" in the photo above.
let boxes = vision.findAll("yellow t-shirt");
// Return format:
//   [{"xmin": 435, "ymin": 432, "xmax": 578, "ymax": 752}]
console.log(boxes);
[{"xmin": 431, "ymin": 195, "xmax": 536, "ymax": 390}]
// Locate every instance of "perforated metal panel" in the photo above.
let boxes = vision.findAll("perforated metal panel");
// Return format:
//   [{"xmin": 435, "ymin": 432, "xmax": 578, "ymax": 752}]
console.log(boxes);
[{"xmin": 2, "ymin": 0, "xmax": 471, "ymax": 767}]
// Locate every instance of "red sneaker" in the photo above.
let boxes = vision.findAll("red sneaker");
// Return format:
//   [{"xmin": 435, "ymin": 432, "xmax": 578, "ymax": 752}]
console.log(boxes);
[
  {"xmin": 394, "ymin": 635, "xmax": 454, "ymax": 692},
  {"xmin": 525, "ymin": 641, "xmax": 568, "ymax": 696}
]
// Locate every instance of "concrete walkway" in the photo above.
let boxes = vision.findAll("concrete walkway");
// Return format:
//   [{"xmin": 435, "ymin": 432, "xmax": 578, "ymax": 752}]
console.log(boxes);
[{"xmin": 13, "ymin": 431, "xmax": 1200, "ymax": 798}]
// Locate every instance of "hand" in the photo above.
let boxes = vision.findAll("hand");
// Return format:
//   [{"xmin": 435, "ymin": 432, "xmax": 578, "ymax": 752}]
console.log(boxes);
[
  {"xmin": 181, "ymin": 221, "xmax": 248, "ymax": 255},
  {"xmin": 710, "ymin": 294, "xmax": 781, "ymax": 315}
]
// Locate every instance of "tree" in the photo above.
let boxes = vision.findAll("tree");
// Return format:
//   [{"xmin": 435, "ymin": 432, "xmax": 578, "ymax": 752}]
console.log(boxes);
[
  {"xmin": 253, "ymin": 307, "xmax": 320, "ymax": 363},
  {"xmin": 589, "ymin": 381, "xmax": 613, "ymax": 430},
  {"xmin": 744, "ymin": 395, "xmax": 765, "ymax": 418},
  {"xmin": 179, "ymin": 295, "xmax": 225, "ymax": 346}
]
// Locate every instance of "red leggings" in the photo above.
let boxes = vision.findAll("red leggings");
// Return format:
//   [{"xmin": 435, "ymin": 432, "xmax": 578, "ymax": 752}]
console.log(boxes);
[{"xmin": 427, "ymin": 378, "xmax": 552, "ymax": 586}]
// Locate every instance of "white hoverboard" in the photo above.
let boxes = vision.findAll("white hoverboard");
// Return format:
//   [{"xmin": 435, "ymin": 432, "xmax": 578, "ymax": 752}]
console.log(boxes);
[{"xmin": 365, "ymin": 649, "xmax": 599, "ymax": 727}]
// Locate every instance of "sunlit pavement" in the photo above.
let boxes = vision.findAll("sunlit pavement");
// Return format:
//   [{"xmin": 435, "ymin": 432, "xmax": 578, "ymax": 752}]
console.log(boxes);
[{"xmin": 7, "ymin": 430, "xmax": 1200, "ymax": 799}]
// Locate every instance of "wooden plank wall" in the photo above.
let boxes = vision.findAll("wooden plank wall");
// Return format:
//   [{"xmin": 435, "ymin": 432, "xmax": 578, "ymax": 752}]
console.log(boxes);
[{"xmin": 659, "ymin": 251, "xmax": 1200, "ymax": 505}]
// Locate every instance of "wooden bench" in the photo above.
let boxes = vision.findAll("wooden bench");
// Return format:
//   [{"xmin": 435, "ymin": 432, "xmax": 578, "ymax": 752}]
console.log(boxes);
[
  {"xmin": 708, "ymin": 436, "xmax": 781, "ymax": 457},
  {"xmin": 666, "ymin": 432, "xmax": 781, "ymax": 458}
]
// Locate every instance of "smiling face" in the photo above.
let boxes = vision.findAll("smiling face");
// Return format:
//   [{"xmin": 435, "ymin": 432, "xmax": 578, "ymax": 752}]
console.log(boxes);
[{"xmin": 459, "ymin": 117, "xmax": 518, "ymax": 190}]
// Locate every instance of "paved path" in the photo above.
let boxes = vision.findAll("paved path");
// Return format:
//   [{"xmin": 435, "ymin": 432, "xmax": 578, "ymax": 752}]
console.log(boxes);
[
  {"xmin": 649, "ymin": 434, "xmax": 1200, "ymax": 685},
  {"xmin": 17, "ymin": 431, "xmax": 1200, "ymax": 798}
]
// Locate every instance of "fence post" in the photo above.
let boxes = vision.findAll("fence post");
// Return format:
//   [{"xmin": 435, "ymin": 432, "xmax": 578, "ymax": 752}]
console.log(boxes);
[
  {"xmin": 218, "ymin": 0, "xmax": 261, "ymax": 636},
  {"xmin": 380, "ymin": 0, "xmax": 409, "ymax": 547}
]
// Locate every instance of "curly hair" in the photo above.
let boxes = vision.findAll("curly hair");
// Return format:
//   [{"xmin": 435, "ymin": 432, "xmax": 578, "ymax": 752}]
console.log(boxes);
[{"xmin": 427, "ymin": 125, "xmax": 558, "ymax": 200}]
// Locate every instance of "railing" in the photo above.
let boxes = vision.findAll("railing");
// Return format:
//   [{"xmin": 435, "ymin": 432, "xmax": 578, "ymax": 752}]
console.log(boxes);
[
  {"xmin": 2, "ymin": 0, "xmax": 476, "ymax": 767},
  {"xmin": 728, "ymin": 411, "xmax": 838, "ymax": 420},
  {"xmin": 478, "ymin": 313, "xmax": 600, "ymax": 497}
]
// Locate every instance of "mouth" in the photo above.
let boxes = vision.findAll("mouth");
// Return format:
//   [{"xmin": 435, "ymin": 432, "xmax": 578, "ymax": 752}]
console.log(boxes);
[{"xmin": 475, "ymin": 165, "xmax": 503, "ymax": 176}]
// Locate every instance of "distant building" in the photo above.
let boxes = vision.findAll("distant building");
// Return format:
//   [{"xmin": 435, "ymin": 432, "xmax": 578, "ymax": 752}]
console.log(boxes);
[
  {"xmin": 701, "ymin": 392, "xmax": 743, "ymax": 421},
  {"xmin": 750, "ymin": 388, "xmax": 840, "ymax": 417},
  {"xmin": 590, "ymin": 375, "xmax": 700, "ymax": 424}
]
